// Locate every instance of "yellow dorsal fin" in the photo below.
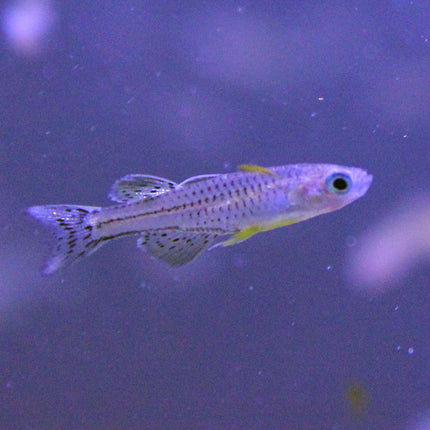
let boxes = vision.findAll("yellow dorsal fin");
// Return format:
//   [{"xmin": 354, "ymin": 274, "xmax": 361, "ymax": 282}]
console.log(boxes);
[{"xmin": 237, "ymin": 164, "xmax": 276, "ymax": 176}]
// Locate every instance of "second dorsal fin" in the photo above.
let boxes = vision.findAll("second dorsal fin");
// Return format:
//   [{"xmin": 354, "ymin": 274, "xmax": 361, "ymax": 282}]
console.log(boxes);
[
  {"xmin": 108, "ymin": 174, "xmax": 177, "ymax": 203},
  {"xmin": 178, "ymin": 174, "xmax": 219, "ymax": 187}
]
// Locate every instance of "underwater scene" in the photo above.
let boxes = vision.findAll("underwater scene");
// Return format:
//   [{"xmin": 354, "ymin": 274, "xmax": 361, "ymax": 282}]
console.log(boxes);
[{"xmin": 1, "ymin": 1, "xmax": 430, "ymax": 429}]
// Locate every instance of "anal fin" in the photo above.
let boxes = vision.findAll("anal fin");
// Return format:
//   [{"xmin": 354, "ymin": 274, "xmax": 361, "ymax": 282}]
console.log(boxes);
[
  {"xmin": 211, "ymin": 217, "xmax": 301, "ymax": 249},
  {"xmin": 210, "ymin": 225, "xmax": 260, "ymax": 248},
  {"xmin": 137, "ymin": 230, "xmax": 219, "ymax": 266}
]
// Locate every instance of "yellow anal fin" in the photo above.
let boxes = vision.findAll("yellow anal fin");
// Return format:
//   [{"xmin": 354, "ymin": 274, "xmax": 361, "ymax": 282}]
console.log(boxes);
[
  {"xmin": 211, "ymin": 218, "xmax": 300, "ymax": 249},
  {"xmin": 237, "ymin": 164, "xmax": 277, "ymax": 176},
  {"xmin": 211, "ymin": 225, "xmax": 262, "ymax": 249}
]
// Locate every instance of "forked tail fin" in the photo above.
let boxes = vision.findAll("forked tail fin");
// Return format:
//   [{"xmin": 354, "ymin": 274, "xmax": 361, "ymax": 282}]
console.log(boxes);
[{"xmin": 27, "ymin": 205, "xmax": 103, "ymax": 275}]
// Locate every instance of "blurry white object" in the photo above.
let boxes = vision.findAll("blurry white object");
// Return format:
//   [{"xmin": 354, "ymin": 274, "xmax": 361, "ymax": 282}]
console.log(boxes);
[
  {"xmin": 347, "ymin": 195, "xmax": 430, "ymax": 294},
  {"xmin": 2, "ymin": 0, "xmax": 56, "ymax": 57}
]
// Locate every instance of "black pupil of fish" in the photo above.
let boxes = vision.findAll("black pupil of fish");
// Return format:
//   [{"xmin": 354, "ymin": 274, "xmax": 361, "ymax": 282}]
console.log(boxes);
[{"xmin": 332, "ymin": 177, "xmax": 348, "ymax": 191}]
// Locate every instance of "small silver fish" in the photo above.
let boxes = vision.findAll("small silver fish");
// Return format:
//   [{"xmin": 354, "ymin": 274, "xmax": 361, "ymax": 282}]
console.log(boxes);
[{"xmin": 27, "ymin": 163, "xmax": 372, "ymax": 274}]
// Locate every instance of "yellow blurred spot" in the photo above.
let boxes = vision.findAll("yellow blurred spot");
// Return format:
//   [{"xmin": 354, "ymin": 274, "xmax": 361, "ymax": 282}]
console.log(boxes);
[{"xmin": 346, "ymin": 382, "xmax": 369, "ymax": 417}]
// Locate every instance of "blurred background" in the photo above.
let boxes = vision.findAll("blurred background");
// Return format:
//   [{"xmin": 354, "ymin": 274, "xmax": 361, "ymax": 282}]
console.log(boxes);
[{"xmin": 1, "ymin": 1, "xmax": 430, "ymax": 429}]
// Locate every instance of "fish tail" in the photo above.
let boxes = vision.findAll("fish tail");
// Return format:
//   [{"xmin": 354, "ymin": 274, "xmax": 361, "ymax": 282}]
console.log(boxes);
[{"xmin": 27, "ymin": 204, "xmax": 103, "ymax": 275}]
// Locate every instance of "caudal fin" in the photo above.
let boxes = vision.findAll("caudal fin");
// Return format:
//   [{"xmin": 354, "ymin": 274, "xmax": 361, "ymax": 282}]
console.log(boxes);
[{"xmin": 27, "ymin": 204, "xmax": 103, "ymax": 275}]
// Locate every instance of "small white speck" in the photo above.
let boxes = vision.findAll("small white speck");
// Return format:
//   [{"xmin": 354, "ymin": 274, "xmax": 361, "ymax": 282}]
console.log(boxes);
[
  {"xmin": 396, "ymin": 345, "xmax": 401, "ymax": 351},
  {"xmin": 318, "ymin": 97, "xmax": 324, "ymax": 101},
  {"xmin": 45, "ymin": 130, "xmax": 51, "ymax": 135},
  {"xmin": 394, "ymin": 305, "xmax": 399, "ymax": 311},
  {"xmin": 326, "ymin": 265, "xmax": 332, "ymax": 271},
  {"xmin": 310, "ymin": 112, "xmax": 318, "ymax": 118},
  {"xmin": 403, "ymin": 134, "xmax": 408, "ymax": 138},
  {"xmin": 237, "ymin": 6, "xmax": 245, "ymax": 14},
  {"xmin": 408, "ymin": 347, "xmax": 414, "ymax": 354}
]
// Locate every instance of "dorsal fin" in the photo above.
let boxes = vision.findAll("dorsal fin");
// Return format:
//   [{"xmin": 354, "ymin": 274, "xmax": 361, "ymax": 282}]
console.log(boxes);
[
  {"xmin": 108, "ymin": 174, "xmax": 177, "ymax": 203},
  {"xmin": 178, "ymin": 174, "xmax": 219, "ymax": 187},
  {"xmin": 237, "ymin": 164, "xmax": 276, "ymax": 176}
]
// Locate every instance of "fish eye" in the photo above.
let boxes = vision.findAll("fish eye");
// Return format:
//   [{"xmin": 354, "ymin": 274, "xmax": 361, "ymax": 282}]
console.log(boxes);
[{"xmin": 326, "ymin": 173, "xmax": 351, "ymax": 194}]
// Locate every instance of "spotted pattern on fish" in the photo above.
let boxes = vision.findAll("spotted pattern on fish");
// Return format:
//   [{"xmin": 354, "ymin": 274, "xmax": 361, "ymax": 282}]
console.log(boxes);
[{"xmin": 27, "ymin": 163, "xmax": 372, "ymax": 274}]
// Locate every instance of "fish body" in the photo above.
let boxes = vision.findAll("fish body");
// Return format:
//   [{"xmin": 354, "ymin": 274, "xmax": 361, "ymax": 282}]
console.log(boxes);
[{"xmin": 28, "ymin": 163, "xmax": 372, "ymax": 274}]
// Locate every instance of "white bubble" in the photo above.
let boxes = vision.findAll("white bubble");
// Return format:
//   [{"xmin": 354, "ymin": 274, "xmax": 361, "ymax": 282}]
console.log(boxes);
[{"xmin": 345, "ymin": 235, "xmax": 357, "ymax": 247}]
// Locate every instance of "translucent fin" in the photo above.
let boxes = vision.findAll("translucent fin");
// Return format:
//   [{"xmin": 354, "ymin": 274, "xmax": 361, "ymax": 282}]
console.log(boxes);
[
  {"xmin": 178, "ymin": 174, "xmax": 219, "ymax": 187},
  {"xmin": 137, "ymin": 230, "xmax": 219, "ymax": 266},
  {"xmin": 237, "ymin": 164, "xmax": 277, "ymax": 176},
  {"xmin": 109, "ymin": 174, "xmax": 177, "ymax": 203},
  {"xmin": 27, "ymin": 205, "xmax": 103, "ymax": 275}
]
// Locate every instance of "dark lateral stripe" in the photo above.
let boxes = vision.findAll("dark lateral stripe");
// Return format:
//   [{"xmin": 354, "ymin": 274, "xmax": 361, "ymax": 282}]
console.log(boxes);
[
  {"xmin": 100, "ymin": 226, "xmax": 231, "ymax": 241},
  {"xmin": 100, "ymin": 204, "xmax": 184, "ymax": 226},
  {"xmin": 99, "ymin": 186, "xmax": 248, "ymax": 228}
]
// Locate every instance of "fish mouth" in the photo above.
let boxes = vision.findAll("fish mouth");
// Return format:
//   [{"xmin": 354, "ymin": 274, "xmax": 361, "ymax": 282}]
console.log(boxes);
[
  {"xmin": 364, "ymin": 172, "xmax": 373, "ymax": 187},
  {"xmin": 358, "ymin": 171, "xmax": 373, "ymax": 195}
]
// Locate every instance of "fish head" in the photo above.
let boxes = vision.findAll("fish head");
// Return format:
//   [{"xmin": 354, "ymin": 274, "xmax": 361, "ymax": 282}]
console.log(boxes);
[{"xmin": 287, "ymin": 164, "xmax": 373, "ymax": 215}]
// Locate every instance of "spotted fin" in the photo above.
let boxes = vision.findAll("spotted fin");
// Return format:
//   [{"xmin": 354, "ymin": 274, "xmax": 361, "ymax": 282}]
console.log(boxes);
[
  {"xmin": 109, "ymin": 174, "xmax": 177, "ymax": 203},
  {"xmin": 137, "ymin": 230, "xmax": 219, "ymax": 266},
  {"xmin": 27, "ymin": 205, "xmax": 103, "ymax": 275},
  {"xmin": 237, "ymin": 164, "xmax": 277, "ymax": 176}
]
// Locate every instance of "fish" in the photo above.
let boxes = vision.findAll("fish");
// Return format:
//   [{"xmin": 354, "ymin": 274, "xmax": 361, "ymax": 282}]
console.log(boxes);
[{"xmin": 27, "ymin": 163, "xmax": 373, "ymax": 274}]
